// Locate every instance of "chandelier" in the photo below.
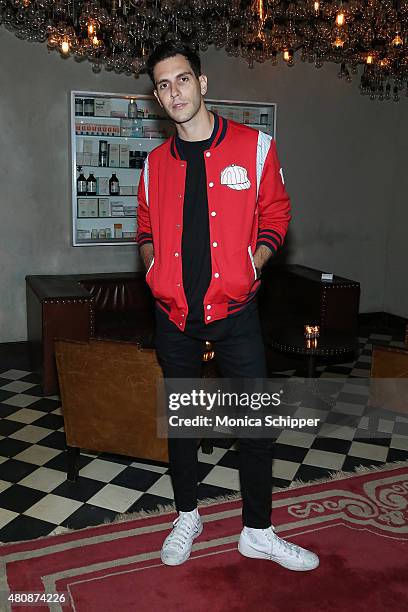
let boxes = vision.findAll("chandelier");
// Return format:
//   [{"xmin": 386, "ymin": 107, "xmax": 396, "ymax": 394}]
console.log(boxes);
[{"xmin": 1, "ymin": 1, "xmax": 407, "ymax": 101}]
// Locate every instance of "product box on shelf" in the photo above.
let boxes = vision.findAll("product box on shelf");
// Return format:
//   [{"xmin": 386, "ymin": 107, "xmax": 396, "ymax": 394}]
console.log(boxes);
[
  {"xmin": 97, "ymin": 177, "xmax": 110, "ymax": 195},
  {"xmin": 77, "ymin": 199, "xmax": 88, "ymax": 217},
  {"xmin": 124, "ymin": 205, "xmax": 137, "ymax": 216},
  {"xmin": 242, "ymin": 108, "xmax": 261, "ymax": 124},
  {"xmin": 120, "ymin": 118, "xmax": 133, "ymax": 137},
  {"xmin": 110, "ymin": 200, "xmax": 125, "ymax": 216},
  {"xmin": 82, "ymin": 139, "xmax": 93, "ymax": 154},
  {"xmin": 119, "ymin": 185, "xmax": 137, "ymax": 196},
  {"xmin": 259, "ymin": 108, "xmax": 270, "ymax": 125},
  {"xmin": 98, "ymin": 198, "xmax": 110, "ymax": 217},
  {"xmin": 94, "ymin": 99, "xmax": 111, "ymax": 117},
  {"xmin": 131, "ymin": 119, "xmax": 144, "ymax": 137},
  {"xmin": 114, "ymin": 223, "xmax": 123, "ymax": 238},
  {"xmin": 120, "ymin": 144, "xmax": 130, "ymax": 168},
  {"xmin": 109, "ymin": 143, "xmax": 120, "ymax": 167},
  {"xmin": 87, "ymin": 199, "xmax": 98, "ymax": 217},
  {"xmin": 83, "ymin": 152, "xmax": 93, "ymax": 165},
  {"xmin": 77, "ymin": 229, "xmax": 91, "ymax": 240}
]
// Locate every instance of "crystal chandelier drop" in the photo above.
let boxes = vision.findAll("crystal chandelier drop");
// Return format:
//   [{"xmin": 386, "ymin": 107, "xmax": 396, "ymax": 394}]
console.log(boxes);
[{"xmin": 0, "ymin": 1, "xmax": 407, "ymax": 101}]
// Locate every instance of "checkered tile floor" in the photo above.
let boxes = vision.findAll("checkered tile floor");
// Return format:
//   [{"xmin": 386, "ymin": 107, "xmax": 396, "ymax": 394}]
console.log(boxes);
[{"xmin": 0, "ymin": 323, "xmax": 407, "ymax": 543}]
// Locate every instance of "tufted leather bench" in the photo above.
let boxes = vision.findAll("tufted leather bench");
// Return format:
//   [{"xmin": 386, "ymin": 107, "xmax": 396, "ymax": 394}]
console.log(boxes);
[{"xmin": 26, "ymin": 273, "xmax": 154, "ymax": 395}]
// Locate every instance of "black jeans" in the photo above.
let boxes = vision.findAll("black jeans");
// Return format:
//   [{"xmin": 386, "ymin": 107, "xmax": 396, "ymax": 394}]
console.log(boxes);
[{"xmin": 155, "ymin": 300, "xmax": 273, "ymax": 528}]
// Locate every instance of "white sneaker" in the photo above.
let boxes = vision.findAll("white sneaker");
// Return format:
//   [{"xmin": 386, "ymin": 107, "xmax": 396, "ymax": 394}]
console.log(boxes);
[
  {"xmin": 238, "ymin": 525, "xmax": 319, "ymax": 571},
  {"xmin": 161, "ymin": 508, "xmax": 203, "ymax": 566}
]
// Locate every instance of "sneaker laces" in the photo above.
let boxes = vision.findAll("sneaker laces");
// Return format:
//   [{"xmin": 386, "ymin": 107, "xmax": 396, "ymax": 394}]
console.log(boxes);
[
  {"xmin": 165, "ymin": 513, "xmax": 198, "ymax": 551},
  {"xmin": 264, "ymin": 527, "xmax": 302, "ymax": 559}
]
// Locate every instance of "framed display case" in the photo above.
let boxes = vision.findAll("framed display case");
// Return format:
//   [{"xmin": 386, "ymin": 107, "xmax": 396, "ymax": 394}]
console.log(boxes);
[{"xmin": 70, "ymin": 91, "xmax": 276, "ymax": 247}]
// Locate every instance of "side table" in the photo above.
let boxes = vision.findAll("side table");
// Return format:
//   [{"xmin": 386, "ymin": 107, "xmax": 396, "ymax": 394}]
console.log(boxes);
[{"xmin": 268, "ymin": 327, "xmax": 358, "ymax": 378}]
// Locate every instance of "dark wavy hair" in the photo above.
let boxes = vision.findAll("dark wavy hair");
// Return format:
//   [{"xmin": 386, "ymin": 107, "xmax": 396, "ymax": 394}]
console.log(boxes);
[{"xmin": 145, "ymin": 42, "xmax": 201, "ymax": 85}]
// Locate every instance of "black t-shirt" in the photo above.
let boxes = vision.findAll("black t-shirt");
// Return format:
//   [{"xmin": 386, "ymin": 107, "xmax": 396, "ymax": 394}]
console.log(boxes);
[{"xmin": 176, "ymin": 127, "xmax": 216, "ymax": 333}]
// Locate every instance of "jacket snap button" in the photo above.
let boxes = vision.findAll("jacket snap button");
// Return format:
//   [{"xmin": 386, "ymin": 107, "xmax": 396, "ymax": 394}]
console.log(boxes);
[
  {"xmin": 214, "ymin": 273, "xmax": 220, "ymax": 278},
  {"xmin": 206, "ymin": 152, "xmax": 211, "ymax": 157},
  {"xmin": 212, "ymin": 241, "xmax": 218, "ymax": 247},
  {"xmin": 174, "ymin": 252, "xmax": 179, "ymax": 257},
  {"xmin": 211, "ymin": 211, "xmax": 216, "ymax": 216},
  {"xmin": 207, "ymin": 305, "xmax": 211, "ymax": 310},
  {"xmin": 206, "ymin": 315, "xmax": 212, "ymax": 321},
  {"xmin": 209, "ymin": 182, "xmax": 214, "ymax": 187}
]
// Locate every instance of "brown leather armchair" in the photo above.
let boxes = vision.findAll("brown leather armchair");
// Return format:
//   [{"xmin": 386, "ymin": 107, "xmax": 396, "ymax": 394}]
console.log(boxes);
[
  {"xmin": 369, "ymin": 323, "xmax": 408, "ymax": 414},
  {"xmin": 55, "ymin": 337, "xmax": 168, "ymax": 481}
]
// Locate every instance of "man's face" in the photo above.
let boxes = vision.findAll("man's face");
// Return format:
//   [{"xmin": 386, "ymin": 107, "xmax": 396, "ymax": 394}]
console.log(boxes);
[{"xmin": 153, "ymin": 54, "xmax": 208, "ymax": 124}]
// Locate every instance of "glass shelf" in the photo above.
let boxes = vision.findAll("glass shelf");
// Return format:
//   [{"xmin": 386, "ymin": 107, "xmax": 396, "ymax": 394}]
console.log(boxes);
[
  {"xmin": 75, "ymin": 114, "xmax": 168, "ymax": 120},
  {"xmin": 75, "ymin": 133, "xmax": 165, "ymax": 140},
  {"xmin": 77, "ymin": 164, "xmax": 142, "ymax": 170},
  {"xmin": 77, "ymin": 216, "xmax": 136, "ymax": 219},
  {"xmin": 76, "ymin": 194, "xmax": 137, "ymax": 198},
  {"xmin": 77, "ymin": 238, "xmax": 136, "ymax": 244}
]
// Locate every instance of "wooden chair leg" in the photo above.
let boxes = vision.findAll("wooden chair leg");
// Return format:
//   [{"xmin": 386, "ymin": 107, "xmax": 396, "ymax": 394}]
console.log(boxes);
[
  {"xmin": 67, "ymin": 446, "xmax": 80, "ymax": 482},
  {"xmin": 200, "ymin": 439, "xmax": 213, "ymax": 455}
]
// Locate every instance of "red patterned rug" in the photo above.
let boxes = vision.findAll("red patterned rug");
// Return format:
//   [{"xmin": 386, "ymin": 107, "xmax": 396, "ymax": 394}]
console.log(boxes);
[{"xmin": 1, "ymin": 461, "xmax": 408, "ymax": 612}]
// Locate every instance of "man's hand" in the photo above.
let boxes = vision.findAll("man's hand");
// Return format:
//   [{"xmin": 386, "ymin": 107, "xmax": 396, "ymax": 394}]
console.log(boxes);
[
  {"xmin": 253, "ymin": 245, "xmax": 272, "ymax": 277},
  {"xmin": 140, "ymin": 243, "xmax": 154, "ymax": 270}
]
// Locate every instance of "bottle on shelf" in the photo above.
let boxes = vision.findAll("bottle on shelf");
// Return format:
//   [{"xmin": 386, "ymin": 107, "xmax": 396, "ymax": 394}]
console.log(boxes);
[
  {"xmin": 109, "ymin": 173, "xmax": 120, "ymax": 195},
  {"xmin": 84, "ymin": 98, "xmax": 95, "ymax": 116},
  {"xmin": 86, "ymin": 173, "xmax": 97, "ymax": 195},
  {"xmin": 99, "ymin": 140, "xmax": 108, "ymax": 167},
  {"xmin": 75, "ymin": 98, "xmax": 84, "ymax": 116},
  {"xmin": 77, "ymin": 168, "xmax": 87, "ymax": 196},
  {"xmin": 128, "ymin": 99, "xmax": 138, "ymax": 118}
]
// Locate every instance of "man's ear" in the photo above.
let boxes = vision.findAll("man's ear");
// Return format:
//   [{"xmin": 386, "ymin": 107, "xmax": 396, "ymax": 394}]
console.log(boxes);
[
  {"xmin": 199, "ymin": 74, "xmax": 208, "ymax": 96},
  {"xmin": 153, "ymin": 90, "xmax": 163, "ymax": 108}
]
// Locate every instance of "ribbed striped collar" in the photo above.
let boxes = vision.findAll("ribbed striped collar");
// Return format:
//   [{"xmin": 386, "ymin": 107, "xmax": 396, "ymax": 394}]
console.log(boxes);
[{"xmin": 170, "ymin": 112, "xmax": 228, "ymax": 160}]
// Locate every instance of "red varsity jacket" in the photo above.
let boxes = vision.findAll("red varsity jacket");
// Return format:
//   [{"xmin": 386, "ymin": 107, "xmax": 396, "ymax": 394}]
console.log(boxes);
[{"xmin": 136, "ymin": 115, "xmax": 291, "ymax": 331}]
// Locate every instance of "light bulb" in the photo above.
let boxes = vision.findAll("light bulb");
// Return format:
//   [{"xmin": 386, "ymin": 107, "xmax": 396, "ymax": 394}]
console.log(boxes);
[
  {"xmin": 88, "ymin": 22, "xmax": 95, "ymax": 36},
  {"xmin": 283, "ymin": 49, "xmax": 290, "ymax": 61},
  {"xmin": 61, "ymin": 39, "xmax": 70, "ymax": 54},
  {"xmin": 336, "ymin": 12, "xmax": 345, "ymax": 27},
  {"xmin": 92, "ymin": 35, "xmax": 99, "ymax": 47},
  {"xmin": 392, "ymin": 33, "xmax": 403, "ymax": 48},
  {"xmin": 314, "ymin": 1, "xmax": 319, "ymax": 12},
  {"xmin": 366, "ymin": 54, "xmax": 374, "ymax": 65},
  {"xmin": 333, "ymin": 37, "xmax": 344, "ymax": 48}
]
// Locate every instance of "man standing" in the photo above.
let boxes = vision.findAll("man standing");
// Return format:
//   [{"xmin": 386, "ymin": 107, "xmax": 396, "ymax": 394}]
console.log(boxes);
[{"xmin": 137, "ymin": 42, "xmax": 319, "ymax": 571}]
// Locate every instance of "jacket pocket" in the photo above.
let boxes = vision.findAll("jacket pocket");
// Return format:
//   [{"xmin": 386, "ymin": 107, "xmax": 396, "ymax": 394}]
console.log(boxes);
[{"xmin": 248, "ymin": 246, "xmax": 257, "ymax": 282}]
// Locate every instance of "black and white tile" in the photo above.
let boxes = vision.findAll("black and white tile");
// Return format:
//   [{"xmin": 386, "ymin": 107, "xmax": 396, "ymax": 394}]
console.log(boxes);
[{"xmin": 0, "ymin": 318, "xmax": 407, "ymax": 543}]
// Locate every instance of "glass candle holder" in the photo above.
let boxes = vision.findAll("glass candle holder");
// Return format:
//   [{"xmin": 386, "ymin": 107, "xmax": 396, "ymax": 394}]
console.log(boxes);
[
  {"xmin": 304, "ymin": 324, "xmax": 320, "ymax": 339},
  {"xmin": 306, "ymin": 338, "xmax": 318, "ymax": 349}
]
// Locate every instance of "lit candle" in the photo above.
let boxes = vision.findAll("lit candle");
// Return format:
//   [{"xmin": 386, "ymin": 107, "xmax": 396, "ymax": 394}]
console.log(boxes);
[{"xmin": 304, "ymin": 325, "xmax": 314, "ymax": 338}]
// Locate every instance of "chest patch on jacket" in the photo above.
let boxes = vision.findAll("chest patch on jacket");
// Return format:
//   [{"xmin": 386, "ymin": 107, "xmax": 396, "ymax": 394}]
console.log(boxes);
[{"xmin": 220, "ymin": 164, "xmax": 251, "ymax": 191}]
